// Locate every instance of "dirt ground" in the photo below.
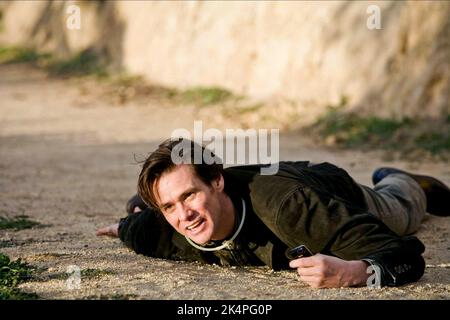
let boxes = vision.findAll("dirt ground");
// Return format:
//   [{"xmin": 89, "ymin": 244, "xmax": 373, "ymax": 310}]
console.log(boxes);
[{"xmin": 0, "ymin": 64, "xmax": 449, "ymax": 300}]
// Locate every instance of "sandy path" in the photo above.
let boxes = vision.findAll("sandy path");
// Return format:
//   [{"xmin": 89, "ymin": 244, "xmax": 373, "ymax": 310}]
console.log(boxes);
[{"xmin": 0, "ymin": 64, "xmax": 449, "ymax": 299}]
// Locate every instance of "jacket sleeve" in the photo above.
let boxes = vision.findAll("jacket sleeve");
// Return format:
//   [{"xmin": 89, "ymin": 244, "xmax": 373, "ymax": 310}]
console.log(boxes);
[
  {"xmin": 118, "ymin": 208, "xmax": 213, "ymax": 263},
  {"xmin": 273, "ymin": 186, "xmax": 426, "ymax": 287}
]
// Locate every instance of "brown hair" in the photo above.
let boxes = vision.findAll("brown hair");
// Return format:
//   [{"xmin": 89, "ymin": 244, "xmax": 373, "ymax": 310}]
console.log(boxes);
[{"xmin": 137, "ymin": 138, "xmax": 224, "ymax": 208}]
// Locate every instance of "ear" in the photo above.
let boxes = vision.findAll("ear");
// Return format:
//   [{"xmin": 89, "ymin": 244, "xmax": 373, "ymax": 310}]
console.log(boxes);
[{"xmin": 212, "ymin": 174, "xmax": 225, "ymax": 192}]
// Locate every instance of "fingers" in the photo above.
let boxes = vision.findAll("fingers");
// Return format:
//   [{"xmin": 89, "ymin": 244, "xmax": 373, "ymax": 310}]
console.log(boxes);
[
  {"xmin": 289, "ymin": 254, "xmax": 358, "ymax": 288},
  {"xmin": 95, "ymin": 227, "xmax": 109, "ymax": 236},
  {"xmin": 289, "ymin": 255, "xmax": 319, "ymax": 268},
  {"xmin": 95, "ymin": 223, "xmax": 119, "ymax": 237},
  {"xmin": 95, "ymin": 227, "xmax": 111, "ymax": 236},
  {"xmin": 289, "ymin": 254, "xmax": 328, "ymax": 288},
  {"xmin": 296, "ymin": 265, "xmax": 319, "ymax": 277}
]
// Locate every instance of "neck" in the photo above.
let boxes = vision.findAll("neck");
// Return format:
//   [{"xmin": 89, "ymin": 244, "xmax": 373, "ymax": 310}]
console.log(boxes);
[{"xmin": 211, "ymin": 193, "xmax": 237, "ymax": 241}]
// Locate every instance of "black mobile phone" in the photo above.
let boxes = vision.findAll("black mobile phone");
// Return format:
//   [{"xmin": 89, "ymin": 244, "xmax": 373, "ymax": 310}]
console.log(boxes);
[{"xmin": 285, "ymin": 245, "xmax": 313, "ymax": 260}]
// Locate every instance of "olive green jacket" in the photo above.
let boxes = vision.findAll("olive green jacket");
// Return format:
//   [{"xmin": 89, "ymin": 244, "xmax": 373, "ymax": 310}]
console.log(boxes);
[{"xmin": 119, "ymin": 162, "xmax": 425, "ymax": 287}]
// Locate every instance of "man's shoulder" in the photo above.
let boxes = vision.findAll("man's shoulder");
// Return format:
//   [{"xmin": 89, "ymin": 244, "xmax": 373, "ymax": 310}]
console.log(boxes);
[
  {"xmin": 224, "ymin": 161, "xmax": 310, "ymax": 178},
  {"xmin": 225, "ymin": 162, "xmax": 307, "ymax": 190},
  {"xmin": 225, "ymin": 163, "xmax": 310, "ymax": 220}
]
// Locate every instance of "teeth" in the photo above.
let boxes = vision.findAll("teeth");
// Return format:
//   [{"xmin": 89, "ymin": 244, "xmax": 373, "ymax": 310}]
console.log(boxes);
[{"xmin": 187, "ymin": 220, "xmax": 202, "ymax": 230}]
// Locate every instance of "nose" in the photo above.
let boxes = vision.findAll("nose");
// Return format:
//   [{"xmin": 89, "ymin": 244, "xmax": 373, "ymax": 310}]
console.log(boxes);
[{"xmin": 177, "ymin": 203, "xmax": 195, "ymax": 222}]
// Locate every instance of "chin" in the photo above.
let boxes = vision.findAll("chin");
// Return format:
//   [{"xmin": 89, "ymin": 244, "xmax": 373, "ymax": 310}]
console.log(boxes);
[
  {"xmin": 192, "ymin": 229, "xmax": 214, "ymax": 245},
  {"xmin": 191, "ymin": 234, "xmax": 211, "ymax": 245},
  {"xmin": 187, "ymin": 221, "xmax": 214, "ymax": 244}
]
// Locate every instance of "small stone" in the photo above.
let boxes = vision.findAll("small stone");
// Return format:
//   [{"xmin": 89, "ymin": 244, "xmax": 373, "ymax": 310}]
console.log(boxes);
[{"xmin": 176, "ymin": 280, "xmax": 186, "ymax": 286}]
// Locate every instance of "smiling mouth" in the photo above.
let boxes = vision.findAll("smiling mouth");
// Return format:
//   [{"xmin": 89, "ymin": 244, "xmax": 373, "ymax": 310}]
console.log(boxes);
[{"xmin": 186, "ymin": 218, "xmax": 205, "ymax": 231}]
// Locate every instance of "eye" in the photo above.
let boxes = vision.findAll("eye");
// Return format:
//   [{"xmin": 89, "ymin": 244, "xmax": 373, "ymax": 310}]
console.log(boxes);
[
  {"xmin": 185, "ymin": 192, "xmax": 196, "ymax": 201},
  {"xmin": 163, "ymin": 204, "xmax": 174, "ymax": 214}
]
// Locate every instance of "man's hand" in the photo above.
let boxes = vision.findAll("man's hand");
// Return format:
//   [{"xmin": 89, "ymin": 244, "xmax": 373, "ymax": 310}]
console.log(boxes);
[
  {"xmin": 96, "ymin": 207, "xmax": 141, "ymax": 238},
  {"xmin": 96, "ymin": 223, "xmax": 119, "ymax": 238},
  {"xmin": 289, "ymin": 254, "xmax": 369, "ymax": 288}
]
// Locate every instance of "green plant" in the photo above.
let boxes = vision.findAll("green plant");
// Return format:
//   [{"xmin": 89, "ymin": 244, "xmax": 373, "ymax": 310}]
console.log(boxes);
[
  {"xmin": 48, "ymin": 268, "xmax": 115, "ymax": 281},
  {"xmin": 80, "ymin": 268, "xmax": 115, "ymax": 279},
  {"xmin": 0, "ymin": 252, "xmax": 38, "ymax": 300},
  {"xmin": 48, "ymin": 50, "xmax": 108, "ymax": 77},
  {"xmin": 0, "ymin": 253, "xmax": 32, "ymax": 287},
  {"xmin": 82, "ymin": 293, "xmax": 137, "ymax": 300},
  {"xmin": 0, "ymin": 240, "xmax": 14, "ymax": 248},
  {"xmin": 178, "ymin": 86, "xmax": 234, "ymax": 106},
  {"xmin": 235, "ymin": 103, "xmax": 264, "ymax": 115},
  {"xmin": 310, "ymin": 106, "xmax": 450, "ymax": 158},
  {"xmin": 0, "ymin": 286, "xmax": 39, "ymax": 300},
  {"xmin": 0, "ymin": 215, "xmax": 40, "ymax": 230},
  {"xmin": 0, "ymin": 47, "xmax": 50, "ymax": 64},
  {"xmin": 414, "ymin": 132, "xmax": 450, "ymax": 155}
]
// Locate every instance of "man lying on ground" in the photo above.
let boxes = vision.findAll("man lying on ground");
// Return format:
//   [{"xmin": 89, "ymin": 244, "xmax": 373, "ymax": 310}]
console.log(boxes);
[{"xmin": 97, "ymin": 138, "xmax": 450, "ymax": 288}]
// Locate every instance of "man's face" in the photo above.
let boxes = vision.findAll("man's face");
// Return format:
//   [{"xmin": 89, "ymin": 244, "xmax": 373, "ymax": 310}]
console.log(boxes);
[{"xmin": 154, "ymin": 164, "xmax": 227, "ymax": 244}]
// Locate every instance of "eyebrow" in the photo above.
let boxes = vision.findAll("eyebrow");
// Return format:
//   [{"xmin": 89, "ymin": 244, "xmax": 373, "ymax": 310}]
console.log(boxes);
[{"xmin": 159, "ymin": 187, "xmax": 197, "ymax": 210}]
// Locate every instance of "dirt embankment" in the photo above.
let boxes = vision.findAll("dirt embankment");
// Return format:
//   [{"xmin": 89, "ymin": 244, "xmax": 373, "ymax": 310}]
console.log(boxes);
[{"xmin": 1, "ymin": 1, "xmax": 449, "ymax": 120}]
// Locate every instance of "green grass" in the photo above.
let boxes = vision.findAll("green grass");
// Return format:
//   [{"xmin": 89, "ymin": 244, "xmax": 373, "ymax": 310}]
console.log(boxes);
[
  {"xmin": 0, "ymin": 47, "xmax": 50, "ymax": 64},
  {"xmin": 0, "ymin": 215, "xmax": 40, "ymax": 230},
  {"xmin": 80, "ymin": 268, "xmax": 115, "ymax": 279},
  {"xmin": 82, "ymin": 293, "xmax": 138, "ymax": 300},
  {"xmin": 0, "ymin": 286, "xmax": 38, "ymax": 300},
  {"xmin": 316, "ymin": 108, "xmax": 411, "ymax": 147},
  {"xmin": 310, "ymin": 106, "xmax": 450, "ymax": 157},
  {"xmin": 0, "ymin": 46, "xmax": 108, "ymax": 77},
  {"xmin": 0, "ymin": 46, "xmax": 238, "ymax": 107},
  {"xmin": 177, "ymin": 86, "xmax": 234, "ymax": 106},
  {"xmin": 0, "ymin": 253, "xmax": 32, "ymax": 287},
  {"xmin": 234, "ymin": 103, "xmax": 264, "ymax": 115},
  {"xmin": 104, "ymin": 76, "xmax": 234, "ymax": 106},
  {"xmin": 0, "ymin": 240, "xmax": 14, "ymax": 248},
  {"xmin": 414, "ymin": 132, "xmax": 450, "ymax": 155},
  {"xmin": 48, "ymin": 268, "xmax": 115, "ymax": 281},
  {"xmin": 0, "ymin": 253, "xmax": 38, "ymax": 300},
  {"xmin": 48, "ymin": 50, "xmax": 108, "ymax": 77}
]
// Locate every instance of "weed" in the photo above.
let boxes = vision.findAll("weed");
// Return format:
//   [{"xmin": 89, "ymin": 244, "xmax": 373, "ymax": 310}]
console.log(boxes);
[
  {"xmin": 0, "ymin": 240, "xmax": 14, "ymax": 248},
  {"xmin": 0, "ymin": 215, "xmax": 40, "ymax": 230},
  {"xmin": 0, "ymin": 287, "xmax": 39, "ymax": 300},
  {"xmin": 235, "ymin": 103, "xmax": 264, "ymax": 115},
  {"xmin": 0, "ymin": 46, "xmax": 108, "ymax": 78},
  {"xmin": 80, "ymin": 268, "xmax": 115, "ymax": 279},
  {"xmin": 0, "ymin": 253, "xmax": 33, "ymax": 287},
  {"xmin": 0, "ymin": 252, "xmax": 38, "ymax": 300},
  {"xmin": 178, "ymin": 86, "xmax": 234, "ymax": 106},
  {"xmin": 310, "ymin": 107, "xmax": 450, "ymax": 158},
  {"xmin": 82, "ymin": 293, "xmax": 137, "ymax": 300},
  {"xmin": 48, "ymin": 268, "xmax": 114, "ymax": 281},
  {"xmin": 414, "ymin": 132, "xmax": 450, "ymax": 154},
  {"xmin": 0, "ymin": 47, "xmax": 50, "ymax": 64},
  {"xmin": 48, "ymin": 50, "xmax": 108, "ymax": 77}
]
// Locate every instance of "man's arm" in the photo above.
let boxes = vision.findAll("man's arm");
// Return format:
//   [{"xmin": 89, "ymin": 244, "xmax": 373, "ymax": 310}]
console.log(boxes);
[
  {"xmin": 260, "ymin": 186, "xmax": 425, "ymax": 288},
  {"xmin": 97, "ymin": 206, "xmax": 217, "ymax": 264},
  {"xmin": 116, "ymin": 207, "xmax": 182, "ymax": 257},
  {"xmin": 289, "ymin": 254, "xmax": 369, "ymax": 288},
  {"xmin": 96, "ymin": 223, "xmax": 119, "ymax": 237},
  {"xmin": 96, "ymin": 199, "xmax": 145, "ymax": 238}
]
